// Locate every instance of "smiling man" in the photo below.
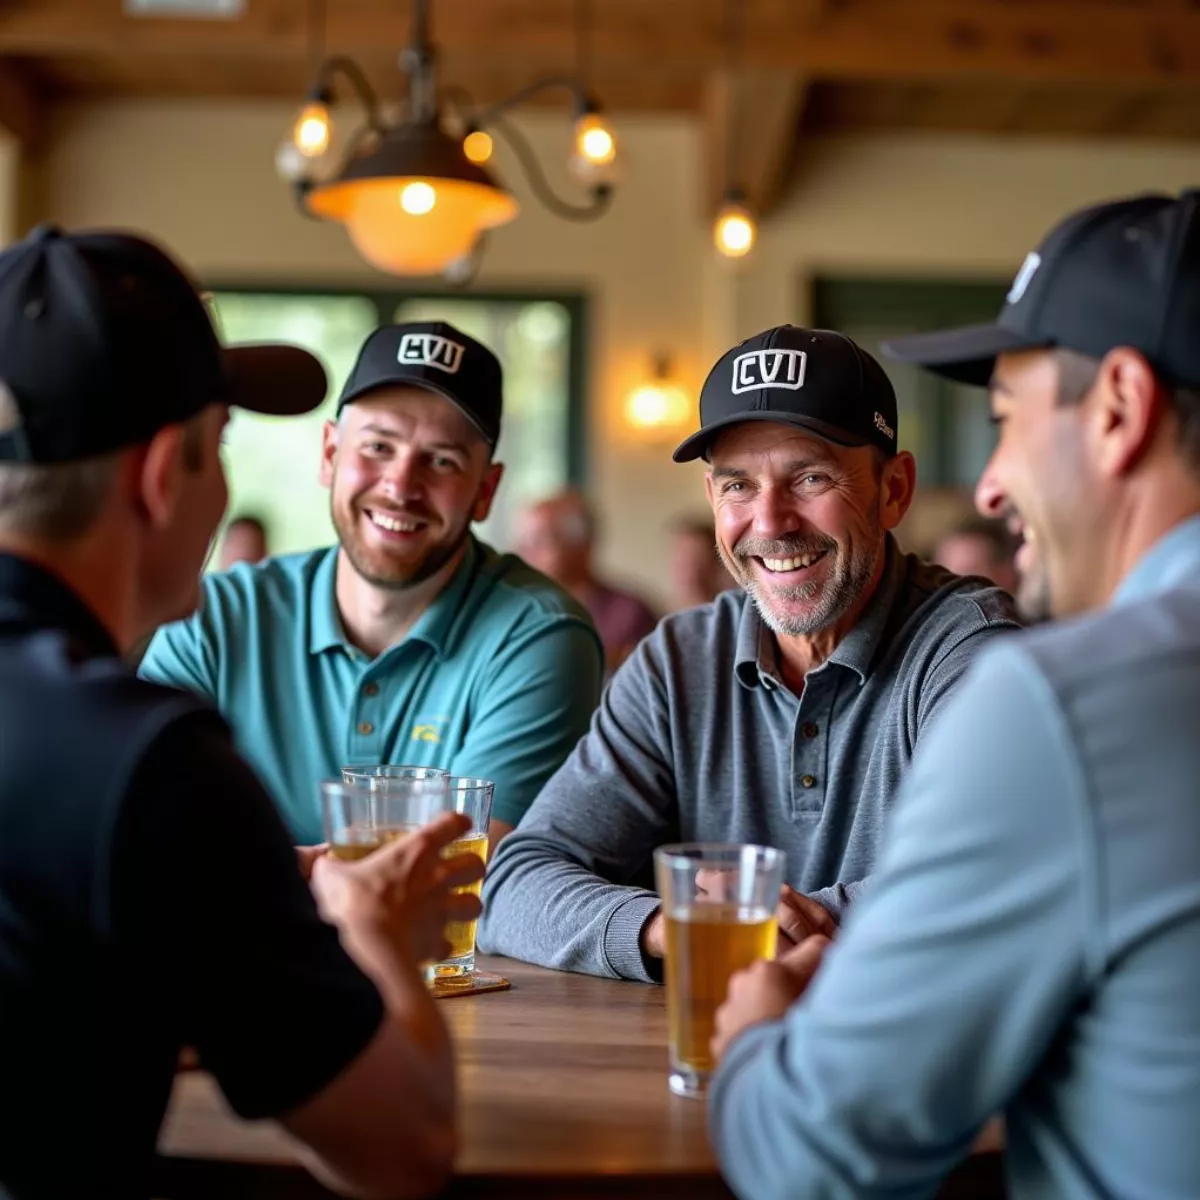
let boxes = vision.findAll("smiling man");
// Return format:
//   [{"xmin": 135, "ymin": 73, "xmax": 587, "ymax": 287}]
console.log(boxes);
[
  {"xmin": 479, "ymin": 326, "xmax": 1020, "ymax": 980},
  {"xmin": 140, "ymin": 321, "xmax": 603, "ymax": 846}
]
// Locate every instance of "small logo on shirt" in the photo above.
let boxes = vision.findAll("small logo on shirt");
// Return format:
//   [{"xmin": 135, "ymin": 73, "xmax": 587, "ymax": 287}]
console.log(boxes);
[
  {"xmin": 731, "ymin": 349, "xmax": 807, "ymax": 395},
  {"xmin": 411, "ymin": 723, "xmax": 442, "ymax": 744},
  {"xmin": 874, "ymin": 412, "xmax": 895, "ymax": 440},
  {"xmin": 398, "ymin": 333, "xmax": 465, "ymax": 375}
]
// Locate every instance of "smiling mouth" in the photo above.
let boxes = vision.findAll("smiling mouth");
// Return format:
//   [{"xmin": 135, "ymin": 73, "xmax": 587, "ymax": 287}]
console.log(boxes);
[
  {"xmin": 365, "ymin": 508, "xmax": 425, "ymax": 535},
  {"xmin": 756, "ymin": 550, "xmax": 829, "ymax": 575}
]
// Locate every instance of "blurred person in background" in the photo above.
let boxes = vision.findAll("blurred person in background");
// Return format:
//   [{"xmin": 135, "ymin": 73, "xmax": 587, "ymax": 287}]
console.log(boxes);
[
  {"xmin": 217, "ymin": 512, "xmax": 268, "ymax": 570},
  {"xmin": 516, "ymin": 489, "xmax": 659, "ymax": 673},
  {"xmin": 668, "ymin": 513, "xmax": 733, "ymax": 609},
  {"xmin": 932, "ymin": 513, "xmax": 1018, "ymax": 592}
]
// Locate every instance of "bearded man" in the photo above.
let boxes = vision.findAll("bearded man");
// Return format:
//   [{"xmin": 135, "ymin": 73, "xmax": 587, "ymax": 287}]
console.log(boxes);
[
  {"xmin": 141, "ymin": 321, "xmax": 603, "ymax": 847},
  {"xmin": 479, "ymin": 325, "xmax": 1020, "ymax": 980}
]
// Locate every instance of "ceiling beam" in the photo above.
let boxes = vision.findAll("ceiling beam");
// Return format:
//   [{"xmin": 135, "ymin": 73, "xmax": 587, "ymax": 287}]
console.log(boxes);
[
  {"xmin": 1, "ymin": 1, "xmax": 1200, "ymax": 87},
  {"xmin": 704, "ymin": 69, "xmax": 807, "ymax": 221}
]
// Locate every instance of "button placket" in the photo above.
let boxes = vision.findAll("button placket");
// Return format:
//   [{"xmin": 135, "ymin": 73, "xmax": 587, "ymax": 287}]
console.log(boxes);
[{"xmin": 792, "ymin": 675, "xmax": 833, "ymax": 815}]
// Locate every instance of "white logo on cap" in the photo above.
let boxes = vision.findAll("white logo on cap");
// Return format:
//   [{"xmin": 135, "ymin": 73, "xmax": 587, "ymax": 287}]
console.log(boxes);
[
  {"xmin": 1006, "ymin": 252, "xmax": 1041, "ymax": 305},
  {"xmin": 874, "ymin": 412, "xmax": 894, "ymax": 440},
  {"xmin": 731, "ymin": 349, "xmax": 807, "ymax": 395},
  {"xmin": 398, "ymin": 333, "xmax": 465, "ymax": 375}
]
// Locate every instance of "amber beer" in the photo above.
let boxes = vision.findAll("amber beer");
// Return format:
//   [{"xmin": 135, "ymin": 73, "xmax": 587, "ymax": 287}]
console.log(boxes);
[
  {"xmin": 439, "ymin": 831, "xmax": 490, "ymax": 961},
  {"xmin": 654, "ymin": 843, "xmax": 785, "ymax": 1097},
  {"xmin": 329, "ymin": 827, "xmax": 489, "ymax": 963},
  {"xmin": 664, "ymin": 903, "xmax": 778, "ymax": 1073}
]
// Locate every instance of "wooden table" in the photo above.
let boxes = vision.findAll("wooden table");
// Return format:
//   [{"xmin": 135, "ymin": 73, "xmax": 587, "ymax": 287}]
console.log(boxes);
[{"xmin": 154, "ymin": 956, "xmax": 1005, "ymax": 1199}]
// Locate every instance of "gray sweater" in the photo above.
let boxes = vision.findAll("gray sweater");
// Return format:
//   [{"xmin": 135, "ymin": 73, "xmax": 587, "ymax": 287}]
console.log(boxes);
[{"xmin": 478, "ymin": 539, "xmax": 1021, "ymax": 981}]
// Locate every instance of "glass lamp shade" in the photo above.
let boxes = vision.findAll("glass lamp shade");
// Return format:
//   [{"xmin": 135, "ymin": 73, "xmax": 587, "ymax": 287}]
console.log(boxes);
[{"xmin": 305, "ymin": 120, "xmax": 519, "ymax": 276}]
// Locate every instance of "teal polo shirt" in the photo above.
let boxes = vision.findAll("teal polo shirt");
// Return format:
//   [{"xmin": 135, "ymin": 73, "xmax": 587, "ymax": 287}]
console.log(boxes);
[{"xmin": 139, "ymin": 537, "xmax": 604, "ymax": 843}]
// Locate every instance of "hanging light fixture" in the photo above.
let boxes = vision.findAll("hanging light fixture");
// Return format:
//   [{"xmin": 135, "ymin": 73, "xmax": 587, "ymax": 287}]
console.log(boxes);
[
  {"xmin": 625, "ymin": 354, "xmax": 691, "ymax": 434},
  {"xmin": 712, "ymin": 0, "xmax": 757, "ymax": 261},
  {"xmin": 277, "ymin": 0, "xmax": 619, "ymax": 279}
]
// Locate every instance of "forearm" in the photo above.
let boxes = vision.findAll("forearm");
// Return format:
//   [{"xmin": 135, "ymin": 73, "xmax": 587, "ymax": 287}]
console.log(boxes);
[
  {"xmin": 338, "ymin": 925, "xmax": 453, "ymax": 1098},
  {"xmin": 479, "ymin": 833, "xmax": 662, "ymax": 981}
]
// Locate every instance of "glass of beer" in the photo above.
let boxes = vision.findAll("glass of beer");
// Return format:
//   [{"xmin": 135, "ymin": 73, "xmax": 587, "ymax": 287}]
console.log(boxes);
[
  {"xmin": 341, "ymin": 764, "xmax": 449, "ymax": 786},
  {"xmin": 321, "ymin": 775, "xmax": 450, "ymax": 861},
  {"xmin": 653, "ymin": 843, "xmax": 785, "ymax": 1098},
  {"xmin": 426, "ymin": 777, "xmax": 493, "ymax": 991}
]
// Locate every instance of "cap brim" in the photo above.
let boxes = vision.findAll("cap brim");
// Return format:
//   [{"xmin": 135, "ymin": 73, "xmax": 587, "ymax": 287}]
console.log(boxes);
[
  {"xmin": 880, "ymin": 323, "xmax": 1052, "ymax": 386},
  {"xmin": 223, "ymin": 344, "xmax": 328, "ymax": 416},
  {"xmin": 672, "ymin": 412, "xmax": 871, "ymax": 464},
  {"xmin": 339, "ymin": 377, "xmax": 494, "ymax": 445}
]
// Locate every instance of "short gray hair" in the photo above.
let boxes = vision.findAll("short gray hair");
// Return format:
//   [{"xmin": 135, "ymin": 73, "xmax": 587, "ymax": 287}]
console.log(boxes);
[{"xmin": 0, "ymin": 454, "xmax": 122, "ymax": 541}]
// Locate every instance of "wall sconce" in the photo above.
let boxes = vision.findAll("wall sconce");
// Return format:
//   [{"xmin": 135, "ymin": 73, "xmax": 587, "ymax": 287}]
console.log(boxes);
[{"xmin": 625, "ymin": 355, "xmax": 692, "ymax": 435}]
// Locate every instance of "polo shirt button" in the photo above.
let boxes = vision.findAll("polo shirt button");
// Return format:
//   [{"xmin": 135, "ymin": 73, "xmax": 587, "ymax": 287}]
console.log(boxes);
[
  {"xmin": 803, "ymin": 722, "xmax": 818, "ymax": 739},
  {"xmin": 363, "ymin": 682, "xmax": 379, "ymax": 697},
  {"xmin": 358, "ymin": 721, "xmax": 374, "ymax": 735},
  {"xmin": 801, "ymin": 774, "xmax": 816, "ymax": 788}
]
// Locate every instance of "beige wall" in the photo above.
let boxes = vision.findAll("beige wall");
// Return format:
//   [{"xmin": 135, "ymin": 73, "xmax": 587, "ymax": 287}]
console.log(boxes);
[{"xmin": 35, "ymin": 100, "xmax": 1200, "ymax": 605}]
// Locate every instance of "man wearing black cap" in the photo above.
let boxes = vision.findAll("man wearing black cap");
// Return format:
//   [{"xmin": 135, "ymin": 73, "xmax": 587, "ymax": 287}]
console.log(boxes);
[
  {"xmin": 0, "ymin": 226, "xmax": 486, "ymax": 1198},
  {"xmin": 479, "ymin": 326, "xmax": 1019, "ymax": 980},
  {"xmin": 706, "ymin": 190, "xmax": 1200, "ymax": 1200},
  {"xmin": 140, "ymin": 320, "xmax": 603, "ymax": 849}
]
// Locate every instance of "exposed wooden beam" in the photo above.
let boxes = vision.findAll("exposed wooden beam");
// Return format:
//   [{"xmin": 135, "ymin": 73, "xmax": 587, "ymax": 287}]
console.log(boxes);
[
  {"xmin": 0, "ymin": 1, "xmax": 1199, "ymax": 87},
  {"xmin": 0, "ymin": 59, "xmax": 40, "ymax": 147},
  {"xmin": 704, "ymin": 69, "xmax": 807, "ymax": 220}
]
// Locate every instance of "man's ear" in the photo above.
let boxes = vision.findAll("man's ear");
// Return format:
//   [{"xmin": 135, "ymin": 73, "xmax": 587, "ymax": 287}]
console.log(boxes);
[
  {"xmin": 320, "ymin": 419, "xmax": 339, "ymax": 487},
  {"xmin": 134, "ymin": 424, "xmax": 188, "ymax": 531},
  {"xmin": 472, "ymin": 461, "xmax": 505, "ymax": 523},
  {"xmin": 1087, "ymin": 348, "xmax": 1162, "ymax": 480},
  {"xmin": 879, "ymin": 450, "xmax": 917, "ymax": 532}
]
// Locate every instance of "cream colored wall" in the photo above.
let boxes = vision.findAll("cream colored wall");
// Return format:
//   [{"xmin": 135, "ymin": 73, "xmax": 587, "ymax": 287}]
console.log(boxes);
[{"xmin": 35, "ymin": 101, "xmax": 1200, "ymax": 605}]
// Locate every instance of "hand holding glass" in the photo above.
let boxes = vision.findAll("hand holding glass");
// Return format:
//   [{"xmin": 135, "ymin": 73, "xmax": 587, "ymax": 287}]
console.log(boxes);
[{"xmin": 653, "ymin": 843, "xmax": 785, "ymax": 1098}]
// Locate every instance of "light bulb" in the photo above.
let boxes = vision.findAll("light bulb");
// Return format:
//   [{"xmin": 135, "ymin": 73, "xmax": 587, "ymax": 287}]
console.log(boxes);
[
  {"xmin": 292, "ymin": 101, "xmax": 331, "ymax": 158},
  {"xmin": 573, "ymin": 112, "xmax": 617, "ymax": 166},
  {"xmin": 714, "ymin": 201, "xmax": 756, "ymax": 258},
  {"xmin": 399, "ymin": 181, "xmax": 437, "ymax": 215},
  {"xmin": 463, "ymin": 130, "xmax": 493, "ymax": 165}
]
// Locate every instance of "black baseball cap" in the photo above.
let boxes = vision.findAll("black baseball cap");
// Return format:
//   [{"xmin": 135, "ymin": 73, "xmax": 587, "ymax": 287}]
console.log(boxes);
[
  {"xmin": 337, "ymin": 321, "xmax": 503, "ymax": 447},
  {"xmin": 882, "ymin": 189, "xmax": 1200, "ymax": 388},
  {"xmin": 0, "ymin": 224, "xmax": 327, "ymax": 465},
  {"xmin": 672, "ymin": 325, "xmax": 898, "ymax": 463}
]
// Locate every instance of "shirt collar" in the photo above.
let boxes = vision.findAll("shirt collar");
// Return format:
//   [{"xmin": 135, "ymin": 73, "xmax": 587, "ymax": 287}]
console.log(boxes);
[
  {"xmin": 309, "ymin": 537, "xmax": 480, "ymax": 662},
  {"xmin": 1112, "ymin": 514, "xmax": 1200, "ymax": 607},
  {"xmin": 734, "ymin": 535, "xmax": 902, "ymax": 690},
  {"xmin": 0, "ymin": 552, "xmax": 118, "ymax": 659}
]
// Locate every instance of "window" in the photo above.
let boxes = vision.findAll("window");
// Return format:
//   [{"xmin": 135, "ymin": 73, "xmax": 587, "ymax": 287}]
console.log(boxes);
[{"xmin": 207, "ymin": 287, "xmax": 586, "ymax": 560}]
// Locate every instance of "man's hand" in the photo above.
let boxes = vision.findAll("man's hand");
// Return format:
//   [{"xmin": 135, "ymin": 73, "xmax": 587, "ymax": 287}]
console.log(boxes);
[
  {"xmin": 711, "ymin": 935, "xmax": 831, "ymax": 1063},
  {"xmin": 641, "ymin": 884, "xmax": 837, "ymax": 962},
  {"xmin": 640, "ymin": 909, "xmax": 666, "ymax": 959},
  {"xmin": 311, "ymin": 812, "xmax": 486, "ymax": 966},
  {"xmin": 776, "ymin": 884, "xmax": 837, "ymax": 949},
  {"xmin": 296, "ymin": 843, "xmax": 328, "ymax": 882}
]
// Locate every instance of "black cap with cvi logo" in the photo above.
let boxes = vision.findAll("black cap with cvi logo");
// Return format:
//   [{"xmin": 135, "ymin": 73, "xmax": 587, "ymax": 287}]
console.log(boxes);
[
  {"xmin": 672, "ymin": 325, "xmax": 898, "ymax": 463},
  {"xmin": 337, "ymin": 320, "xmax": 504, "ymax": 447}
]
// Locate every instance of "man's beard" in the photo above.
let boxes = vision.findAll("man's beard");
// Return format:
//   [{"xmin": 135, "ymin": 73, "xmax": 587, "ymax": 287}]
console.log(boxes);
[
  {"xmin": 1015, "ymin": 559, "xmax": 1052, "ymax": 624},
  {"xmin": 333, "ymin": 498, "xmax": 474, "ymax": 591},
  {"xmin": 718, "ymin": 520, "xmax": 883, "ymax": 637}
]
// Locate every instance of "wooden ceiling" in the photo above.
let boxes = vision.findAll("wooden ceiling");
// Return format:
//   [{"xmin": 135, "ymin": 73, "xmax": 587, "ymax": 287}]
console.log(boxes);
[{"xmin": 0, "ymin": 0, "xmax": 1196, "ymax": 216}]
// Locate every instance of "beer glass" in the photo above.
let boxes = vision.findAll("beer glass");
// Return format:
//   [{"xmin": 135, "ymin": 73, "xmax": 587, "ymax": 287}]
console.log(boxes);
[
  {"xmin": 341, "ymin": 764, "xmax": 449, "ymax": 785},
  {"xmin": 653, "ymin": 843, "xmax": 785, "ymax": 1098},
  {"xmin": 427, "ymin": 777, "xmax": 493, "ymax": 990},
  {"xmin": 321, "ymin": 774, "xmax": 450, "ymax": 861}
]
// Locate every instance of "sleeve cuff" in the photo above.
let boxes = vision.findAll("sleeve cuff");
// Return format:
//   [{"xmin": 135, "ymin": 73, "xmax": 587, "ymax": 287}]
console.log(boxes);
[{"xmin": 601, "ymin": 892, "xmax": 664, "ymax": 983}]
